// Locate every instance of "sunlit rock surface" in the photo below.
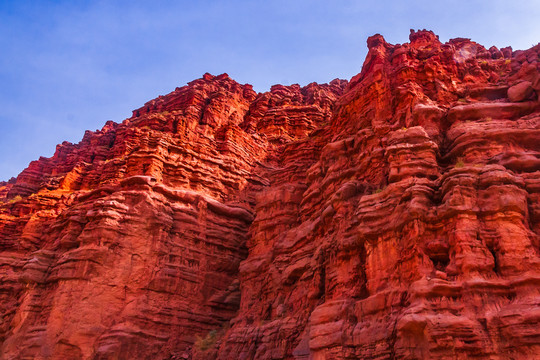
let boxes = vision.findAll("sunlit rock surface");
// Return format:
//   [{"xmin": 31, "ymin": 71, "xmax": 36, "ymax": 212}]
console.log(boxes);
[{"xmin": 1, "ymin": 30, "xmax": 539, "ymax": 359}]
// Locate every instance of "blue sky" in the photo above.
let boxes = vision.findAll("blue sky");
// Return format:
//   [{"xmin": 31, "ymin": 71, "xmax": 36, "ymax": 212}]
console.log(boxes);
[{"xmin": 1, "ymin": 0, "xmax": 539, "ymax": 180}]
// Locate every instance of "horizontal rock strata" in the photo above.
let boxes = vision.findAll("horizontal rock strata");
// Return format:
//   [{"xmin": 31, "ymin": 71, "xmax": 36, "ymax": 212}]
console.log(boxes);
[{"xmin": 1, "ymin": 30, "xmax": 539, "ymax": 359}]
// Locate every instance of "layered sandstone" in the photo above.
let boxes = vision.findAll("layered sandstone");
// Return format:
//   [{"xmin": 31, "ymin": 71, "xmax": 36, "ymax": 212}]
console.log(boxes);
[{"xmin": 1, "ymin": 30, "xmax": 540, "ymax": 359}]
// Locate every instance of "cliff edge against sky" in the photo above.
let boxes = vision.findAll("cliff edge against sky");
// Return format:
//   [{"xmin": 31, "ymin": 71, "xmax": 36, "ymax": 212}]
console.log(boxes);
[{"xmin": 1, "ymin": 30, "xmax": 540, "ymax": 359}]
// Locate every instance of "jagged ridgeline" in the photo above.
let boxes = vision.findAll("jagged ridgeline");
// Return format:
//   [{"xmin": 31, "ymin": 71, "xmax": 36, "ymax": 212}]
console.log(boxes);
[{"xmin": 1, "ymin": 30, "xmax": 539, "ymax": 359}]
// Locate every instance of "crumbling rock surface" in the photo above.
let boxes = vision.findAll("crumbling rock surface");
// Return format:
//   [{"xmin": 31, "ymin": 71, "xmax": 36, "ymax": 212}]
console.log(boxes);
[{"xmin": 1, "ymin": 30, "xmax": 540, "ymax": 359}]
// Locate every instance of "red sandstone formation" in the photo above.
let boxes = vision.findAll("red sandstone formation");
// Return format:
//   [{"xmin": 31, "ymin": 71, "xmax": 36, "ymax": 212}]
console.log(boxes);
[{"xmin": 1, "ymin": 30, "xmax": 540, "ymax": 359}]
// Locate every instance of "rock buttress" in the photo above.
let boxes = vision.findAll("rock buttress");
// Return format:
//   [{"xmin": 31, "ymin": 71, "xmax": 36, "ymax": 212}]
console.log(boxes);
[
  {"xmin": 0, "ymin": 73, "xmax": 345, "ymax": 359},
  {"xmin": 213, "ymin": 31, "xmax": 540, "ymax": 360}
]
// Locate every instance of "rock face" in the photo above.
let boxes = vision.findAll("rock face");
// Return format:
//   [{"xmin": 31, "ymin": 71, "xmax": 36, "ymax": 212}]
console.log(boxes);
[{"xmin": 1, "ymin": 30, "xmax": 540, "ymax": 359}]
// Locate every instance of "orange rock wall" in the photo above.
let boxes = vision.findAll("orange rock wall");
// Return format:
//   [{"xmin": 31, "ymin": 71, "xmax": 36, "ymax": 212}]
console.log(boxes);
[{"xmin": 1, "ymin": 30, "xmax": 539, "ymax": 359}]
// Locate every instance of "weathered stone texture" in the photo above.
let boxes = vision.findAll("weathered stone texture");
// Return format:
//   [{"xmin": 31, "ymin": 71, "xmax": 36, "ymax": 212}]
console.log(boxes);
[{"xmin": 1, "ymin": 30, "xmax": 539, "ymax": 359}]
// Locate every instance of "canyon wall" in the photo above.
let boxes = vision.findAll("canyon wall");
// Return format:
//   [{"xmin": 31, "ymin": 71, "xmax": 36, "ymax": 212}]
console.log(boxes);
[{"xmin": 1, "ymin": 30, "xmax": 539, "ymax": 359}]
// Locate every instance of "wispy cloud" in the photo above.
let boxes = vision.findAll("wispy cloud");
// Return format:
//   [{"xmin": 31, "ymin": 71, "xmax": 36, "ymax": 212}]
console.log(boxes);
[{"xmin": 1, "ymin": 0, "xmax": 539, "ymax": 179}]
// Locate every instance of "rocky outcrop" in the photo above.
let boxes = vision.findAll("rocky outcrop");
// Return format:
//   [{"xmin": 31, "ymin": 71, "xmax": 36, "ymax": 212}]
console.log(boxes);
[
  {"xmin": 212, "ymin": 31, "xmax": 540, "ymax": 359},
  {"xmin": 0, "ymin": 74, "xmax": 345, "ymax": 359},
  {"xmin": 1, "ymin": 30, "xmax": 539, "ymax": 359}
]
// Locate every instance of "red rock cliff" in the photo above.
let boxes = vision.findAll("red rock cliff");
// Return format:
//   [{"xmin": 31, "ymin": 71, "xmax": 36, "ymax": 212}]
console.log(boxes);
[{"xmin": 0, "ymin": 30, "xmax": 539, "ymax": 359}]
